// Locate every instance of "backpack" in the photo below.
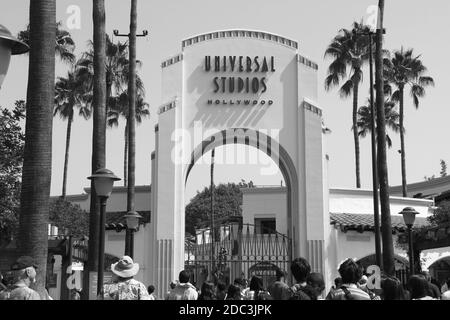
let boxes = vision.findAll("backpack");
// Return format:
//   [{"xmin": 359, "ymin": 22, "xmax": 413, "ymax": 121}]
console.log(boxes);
[
  {"xmin": 340, "ymin": 286, "xmax": 355, "ymax": 300},
  {"xmin": 289, "ymin": 286, "xmax": 312, "ymax": 300}
]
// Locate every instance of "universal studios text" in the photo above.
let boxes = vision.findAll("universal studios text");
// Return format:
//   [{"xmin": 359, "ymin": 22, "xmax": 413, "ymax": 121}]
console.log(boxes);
[{"xmin": 205, "ymin": 55, "xmax": 275, "ymax": 106}]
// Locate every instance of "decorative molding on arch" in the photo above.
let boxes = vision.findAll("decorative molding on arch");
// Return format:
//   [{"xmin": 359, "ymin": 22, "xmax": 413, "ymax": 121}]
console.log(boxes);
[
  {"xmin": 161, "ymin": 53, "xmax": 183, "ymax": 69},
  {"xmin": 303, "ymin": 99, "xmax": 322, "ymax": 117},
  {"xmin": 181, "ymin": 29, "xmax": 299, "ymax": 50},
  {"xmin": 298, "ymin": 54, "xmax": 318, "ymax": 70},
  {"xmin": 158, "ymin": 100, "xmax": 177, "ymax": 115}
]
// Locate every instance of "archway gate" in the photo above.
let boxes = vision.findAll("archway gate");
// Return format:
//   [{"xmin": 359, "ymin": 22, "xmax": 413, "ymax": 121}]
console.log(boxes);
[
  {"xmin": 149, "ymin": 29, "xmax": 331, "ymax": 298},
  {"xmin": 185, "ymin": 222, "xmax": 292, "ymax": 290}
]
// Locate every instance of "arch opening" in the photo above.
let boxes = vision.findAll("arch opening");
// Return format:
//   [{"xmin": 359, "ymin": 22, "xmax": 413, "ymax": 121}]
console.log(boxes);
[{"xmin": 183, "ymin": 129, "xmax": 300, "ymax": 286}]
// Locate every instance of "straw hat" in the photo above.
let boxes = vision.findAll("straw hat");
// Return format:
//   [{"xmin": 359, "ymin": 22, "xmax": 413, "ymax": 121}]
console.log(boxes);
[{"xmin": 111, "ymin": 256, "xmax": 139, "ymax": 278}]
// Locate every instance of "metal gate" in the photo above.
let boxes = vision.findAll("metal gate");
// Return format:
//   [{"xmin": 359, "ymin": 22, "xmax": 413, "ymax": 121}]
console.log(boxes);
[{"xmin": 185, "ymin": 222, "xmax": 292, "ymax": 289}]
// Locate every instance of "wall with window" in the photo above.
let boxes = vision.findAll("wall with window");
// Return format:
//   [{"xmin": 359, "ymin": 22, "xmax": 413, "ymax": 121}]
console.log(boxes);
[{"xmin": 241, "ymin": 187, "xmax": 287, "ymax": 234}]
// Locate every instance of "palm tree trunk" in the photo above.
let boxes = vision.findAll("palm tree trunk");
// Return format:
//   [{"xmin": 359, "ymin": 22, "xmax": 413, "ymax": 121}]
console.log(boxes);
[
  {"xmin": 125, "ymin": 0, "xmax": 137, "ymax": 257},
  {"xmin": 399, "ymin": 87, "xmax": 407, "ymax": 197},
  {"xmin": 18, "ymin": 0, "xmax": 56, "ymax": 298},
  {"xmin": 375, "ymin": 0, "xmax": 395, "ymax": 276},
  {"xmin": 353, "ymin": 81, "xmax": 361, "ymax": 189},
  {"xmin": 84, "ymin": 0, "xmax": 107, "ymax": 300},
  {"xmin": 124, "ymin": 122, "xmax": 128, "ymax": 187},
  {"xmin": 106, "ymin": 79, "xmax": 112, "ymax": 117},
  {"xmin": 61, "ymin": 112, "xmax": 73, "ymax": 198}
]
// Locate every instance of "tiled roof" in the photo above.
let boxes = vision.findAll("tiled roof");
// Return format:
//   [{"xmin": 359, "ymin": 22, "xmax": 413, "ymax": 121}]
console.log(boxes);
[
  {"xmin": 105, "ymin": 211, "xmax": 150, "ymax": 231},
  {"xmin": 330, "ymin": 213, "xmax": 430, "ymax": 233}
]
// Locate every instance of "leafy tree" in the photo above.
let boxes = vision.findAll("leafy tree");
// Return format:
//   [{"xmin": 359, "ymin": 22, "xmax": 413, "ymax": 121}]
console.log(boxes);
[
  {"xmin": 396, "ymin": 201, "xmax": 450, "ymax": 273},
  {"xmin": 440, "ymin": 160, "xmax": 447, "ymax": 177},
  {"xmin": 49, "ymin": 199, "xmax": 89, "ymax": 237},
  {"xmin": 384, "ymin": 48, "xmax": 435, "ymax": 197},
  {"xmin": 185, "ymin": 182, "xmax": 254, "ymax": 236},
  {"xmin": 324, "ymin": 22, "xmax": 371, "ymax": 188},
  {"xmin": 0, "ymin": 101, "xmax": 25, "ymax": 247}
]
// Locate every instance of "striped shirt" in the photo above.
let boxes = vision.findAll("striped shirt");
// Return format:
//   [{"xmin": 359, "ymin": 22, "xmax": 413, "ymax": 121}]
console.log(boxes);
[{"xmin": 327, "ymin": 284, "xmax": 371, "ymax": 300}]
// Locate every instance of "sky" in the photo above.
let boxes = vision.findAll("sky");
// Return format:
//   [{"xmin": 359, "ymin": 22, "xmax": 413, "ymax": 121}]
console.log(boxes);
[{"xmin": 1, "ymin": 0, "xmax": 449, "ymax": 203}]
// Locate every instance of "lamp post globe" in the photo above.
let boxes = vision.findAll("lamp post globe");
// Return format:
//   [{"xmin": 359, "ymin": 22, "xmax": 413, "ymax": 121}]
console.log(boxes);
[
  {"xmin": 400, "ymin": 207, "xmax": 418, "ymax": 228},
  {"xmin": 87, "ymin": 168, "xmax": 121, "ymax": 197},
  {"xmin": 124, "ymin": 211, "xmax": 142, "ymax": 231},
  {"xmin": 0, "ymin": 24, "xmax": 29, "ymax": 89},
  {"xmin": 124, "ymin": 211, "xmax": 142, "ymax": 259},
  {"xmin": 400, "ymin": 207, "xmax": 419, "ymax": 276}
]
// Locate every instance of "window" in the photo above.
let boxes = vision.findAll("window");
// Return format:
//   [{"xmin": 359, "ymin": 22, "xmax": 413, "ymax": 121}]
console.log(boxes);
[{"xmin": 255, "ymin": 218, "xmax": 276, "ymax": 234}]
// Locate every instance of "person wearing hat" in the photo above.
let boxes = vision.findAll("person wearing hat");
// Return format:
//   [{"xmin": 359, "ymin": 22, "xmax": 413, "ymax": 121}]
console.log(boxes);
[
  {"xmin": 103, "ymin": 256, "xmax": 151, "ymax": 300},
  {"xmin": 0, "ymin": 256, "xmax": 40, "ymax": 300}
]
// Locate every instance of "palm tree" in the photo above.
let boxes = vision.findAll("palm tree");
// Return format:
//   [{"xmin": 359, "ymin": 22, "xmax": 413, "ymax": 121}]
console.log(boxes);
[
  {"xmin": 374, "ymin": 0, "xmax": 395, "ymax": 276},
  {"xmin": 18, "ymin": 0, "xmax": 56, "ymax": 298},
  {"xmin": 77, "ymin": 35, "xmax": 144, "ymax": 114},
  {"xmin": 17, "ymin": 21, "xmax": 75, "ymax": 64},
  {"xmin": 107, "ymin": 91, "xmax": 149, "ymax": 186},
  {"xmin": 54, "ymin": 67, "xmax": 92, "ymax": 198},
  {"xmin": 324, "ymin": 22, "xmax": 371, "ymax": 188},
  {"xmin": 84, "ymin": 0, "xmax": 107, "ymax": 301},
  {"xmin": 384, "ymin": 48, "xmax": 434, "ymax": 197},
  {"xmin": 357, "ymin": 99, "xmax": 400, "ymax": 148}
]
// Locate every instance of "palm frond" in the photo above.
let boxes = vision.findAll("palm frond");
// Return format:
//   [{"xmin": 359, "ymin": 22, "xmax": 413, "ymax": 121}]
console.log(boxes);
[{"xmin": 339, "ymin": 79, "xmax": 354, "ymax": 98}]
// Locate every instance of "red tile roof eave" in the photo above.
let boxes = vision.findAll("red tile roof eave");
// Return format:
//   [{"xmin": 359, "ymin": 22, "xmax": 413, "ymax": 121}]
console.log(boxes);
[{"xmin": 329, "ymin": 213, "xmax": 429, "ymax": 233}]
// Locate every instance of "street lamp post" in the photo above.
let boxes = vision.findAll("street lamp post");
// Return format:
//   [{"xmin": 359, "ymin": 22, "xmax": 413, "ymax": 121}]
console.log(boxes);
[
  {"xmin": 124, "ymin": 211, "xmax": 142, "ymax": 259},
  {"xmin": 0, "ymin": 24, "xmax": 29, "ymax": 89},
  {"xmin": 400, "ymin": 207, "xmax": 418, "ymax": 276},
  {"xmin": 88, "ymin": 168, "xmax": 120, "ymax": 300}
]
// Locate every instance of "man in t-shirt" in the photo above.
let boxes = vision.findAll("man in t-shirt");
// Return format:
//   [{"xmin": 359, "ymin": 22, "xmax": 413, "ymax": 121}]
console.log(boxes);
[
  {"xmin": 0, "ymin": 256, "xmax": 41, "ymax": 300},
  {"xmin": 327, "ymin": 258, "xmax": 370, "ymax": 300},
  {"xmin": 289, "ymin": 257, "xmax": 312, "ymax": 300},
  {"xmin": 268, "ymin": 270, "xmax": 291, "ymax": 300}
]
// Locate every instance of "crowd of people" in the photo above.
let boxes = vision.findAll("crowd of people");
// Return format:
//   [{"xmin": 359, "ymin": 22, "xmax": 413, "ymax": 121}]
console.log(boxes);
[{"xmin": 1, "ymin": 255, "xmax": 450, "ymax": 300}]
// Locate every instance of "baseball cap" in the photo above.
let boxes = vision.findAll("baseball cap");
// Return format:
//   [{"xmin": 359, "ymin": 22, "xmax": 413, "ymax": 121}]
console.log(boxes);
[{"xmin": 11, "ymin": 256, "xmax": 38, "ymax": 271}]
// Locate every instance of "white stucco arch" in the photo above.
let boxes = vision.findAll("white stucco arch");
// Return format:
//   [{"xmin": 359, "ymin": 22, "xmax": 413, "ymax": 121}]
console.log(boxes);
[{"xmin": 149, "ymin": 29, "xmax": 330, "ymax": 298}]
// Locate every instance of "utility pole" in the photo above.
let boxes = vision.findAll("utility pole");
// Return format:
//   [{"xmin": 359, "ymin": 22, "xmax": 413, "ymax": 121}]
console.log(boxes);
[{"xmin": 114, "ymin": 0, "xmax": 148, "ymax": 257}]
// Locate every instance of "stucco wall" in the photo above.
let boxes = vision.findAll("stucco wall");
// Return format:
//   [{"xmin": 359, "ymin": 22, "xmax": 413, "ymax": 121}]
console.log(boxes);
[{"xmin": 242, "ymin": 188, "xmax": 287, "ymax": 233}]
